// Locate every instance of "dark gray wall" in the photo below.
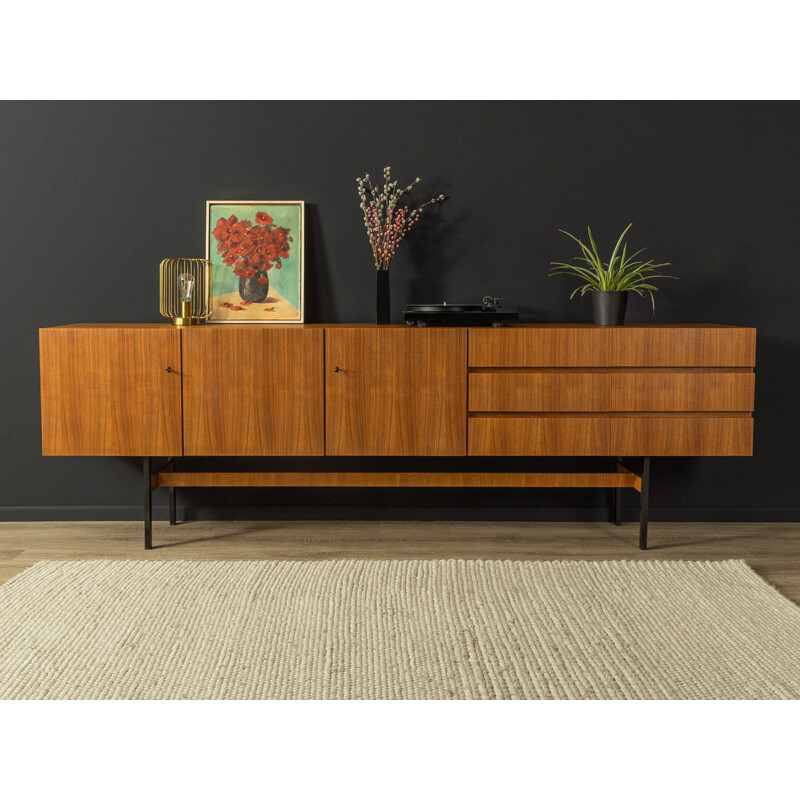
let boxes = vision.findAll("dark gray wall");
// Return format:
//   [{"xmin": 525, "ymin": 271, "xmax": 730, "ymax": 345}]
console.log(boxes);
[{"xmin": 2, "ymin": 101, "xmax": 798, "ymax": 521}]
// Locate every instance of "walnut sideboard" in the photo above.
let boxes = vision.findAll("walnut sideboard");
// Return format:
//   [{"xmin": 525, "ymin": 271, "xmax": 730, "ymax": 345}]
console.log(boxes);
[{"xmin": 39, "ymin": 323, "xmax": 756, "ymax": 550}]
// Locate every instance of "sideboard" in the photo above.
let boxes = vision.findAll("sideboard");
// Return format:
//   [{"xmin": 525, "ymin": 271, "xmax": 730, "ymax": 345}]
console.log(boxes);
[{"xmin": 39, "ymin": 323, "xmax": 756, "ymax": 550}]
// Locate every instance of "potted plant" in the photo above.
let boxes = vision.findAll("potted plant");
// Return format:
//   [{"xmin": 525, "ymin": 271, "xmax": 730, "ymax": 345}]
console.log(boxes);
[{"xmin": 549, "ymin": 223, "xmax": 675, "ymax": 325}]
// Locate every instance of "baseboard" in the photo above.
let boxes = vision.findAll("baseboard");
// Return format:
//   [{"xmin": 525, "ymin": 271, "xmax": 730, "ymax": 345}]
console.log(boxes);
[{"xmin": 1, "ymin": 505, "xmax": 799, "ymax": 523}]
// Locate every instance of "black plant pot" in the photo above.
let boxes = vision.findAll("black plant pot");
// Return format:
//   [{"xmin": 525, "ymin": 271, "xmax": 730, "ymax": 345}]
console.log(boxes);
[
  {"xmin": 592, "ymin": 291, "xmax": 628, "ymax": 326},
  {"xmin": 239, "ymin": 273, "xmax": 269, "ymax": 303},
  {"xmin": 376, "ymin": 269, "xmax": 390, "ymax": 325}
]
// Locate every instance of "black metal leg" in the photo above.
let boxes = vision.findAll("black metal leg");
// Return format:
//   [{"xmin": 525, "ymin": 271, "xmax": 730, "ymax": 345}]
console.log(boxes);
[
  {"xmin": 143, "ymin": 456, "xmax": 153, "ymax": 550},
  {"xmin": 169, "ymin": 487, "xmax": 177, "ymax": 525},
  {"xmin": 614, "ymin": 457, "xmax": 623, "ymax": 526},
  {"xmin": 639, "ymin": 456, "xmax": 650, "ymax": 550}
]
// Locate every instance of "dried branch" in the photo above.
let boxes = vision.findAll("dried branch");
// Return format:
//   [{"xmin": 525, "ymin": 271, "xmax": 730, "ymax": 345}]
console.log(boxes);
[{"xmin": 357, "ymin": 166, "xmax": 446, "ymax": 270}]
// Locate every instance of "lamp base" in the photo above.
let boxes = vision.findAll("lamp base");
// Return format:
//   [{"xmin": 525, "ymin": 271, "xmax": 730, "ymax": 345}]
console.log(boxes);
[{"xmin": 172, "ymin": 317, "xmax": 202, "ymax": 327}]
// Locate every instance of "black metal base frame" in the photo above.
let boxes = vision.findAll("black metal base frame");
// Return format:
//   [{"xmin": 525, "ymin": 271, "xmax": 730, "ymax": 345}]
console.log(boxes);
[
  {"xmin": 142, "ymin": 456, "xmax": 651, "ymax": 552},
  {"xmin": 611, "ymin": 456, "xmax": 650, "ymax": 550},
  {"xmin": 143, "ymin": 457, "xmax": 177, "ymax": 550}
]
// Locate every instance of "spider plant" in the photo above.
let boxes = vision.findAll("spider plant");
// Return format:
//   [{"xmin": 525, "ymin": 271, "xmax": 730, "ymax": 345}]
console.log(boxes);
[{"xmin": 549, "ymin": 223, "xmax": 675, "ymax": 310}]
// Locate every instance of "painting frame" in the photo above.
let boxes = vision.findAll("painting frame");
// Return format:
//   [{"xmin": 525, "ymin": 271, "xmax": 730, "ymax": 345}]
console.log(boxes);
[{"xmin": 205, "ymin": 200, "xmax": 305, "ymax": 323}]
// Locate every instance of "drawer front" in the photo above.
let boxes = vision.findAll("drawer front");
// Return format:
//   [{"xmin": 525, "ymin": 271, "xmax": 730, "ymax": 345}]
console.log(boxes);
[
  {"xmin": 469, "ymin": 327, "xmax": 756, "ymax": 368},
  {"xmin": 469, "ymin": 328, "xmax": 614, "ymax": 367},
  {"xmin": 469, "ymin": 372, "xmax": 613, "ymax": 412},
  {"xmin": 612, "ymin": 372, "xmax": 755, "ymax": 412},
  {"xmin": 613, "ymin": 328, "xmax": 756, "ymax": 367},
  {"xmin": 469, "ymin": 414, "xmax": 753, "ymax": 456},
  {"xmin": 612, "ymin": 417, "xmax": 753, "ymax": 456},
  {"xmin": 468, "ymin": 417, "xmax": 613, "ymax": 456},
  {"xmin": 468, "ymin": 371, "xmax": 754, "ymax": 413}
]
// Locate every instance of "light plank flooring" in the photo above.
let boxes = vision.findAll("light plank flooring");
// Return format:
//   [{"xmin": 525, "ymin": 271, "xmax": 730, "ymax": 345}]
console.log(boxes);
[{"xmin": 1, "ymin": 520, "xmax": 799, "ymax": 602}]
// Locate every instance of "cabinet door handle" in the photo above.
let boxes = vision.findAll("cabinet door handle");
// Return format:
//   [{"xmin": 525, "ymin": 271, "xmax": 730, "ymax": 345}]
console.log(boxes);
[
  {"xmin": 165, "ymin": 366, "xmax": 173, "ymax": 373},
  {"xmin": 334, "ymin": 366, "xmax": 340, "ymax": 373}
]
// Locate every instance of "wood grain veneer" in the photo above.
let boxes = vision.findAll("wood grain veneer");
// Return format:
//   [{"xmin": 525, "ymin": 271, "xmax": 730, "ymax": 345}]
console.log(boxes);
[
  {"xmin": 468, "ymin": 417, "xmax": 613, "ymax": 456},
  {"xmin": 612, "ymin": 372, "xmax": 754, "ymax": 411},
  {"xmin": 467, "ymin": 326, "xmax": 755, "ymax": 456},
  {"xmin": 469, "ymin": 327, "xmax": 614, "ymax": 367},
  {"xmin": 470, "ymin": 371, "xmax": 754, "ymax": 412},
  {"xmin": 612, "ymin": 416, "xmax": 753, "ymax": 456},
  {"xmin": 469, "ymin": 372, "xmax": 614, "ymax": 412},
  {"xmin": 40, "ymin": 327, "xmax": 182, "ymax": 456},
  {"xmin": 325, "ymin": 328, "xmax": 467, "ymax": 456},
  {"xmin": 39, "ymin": 323, "xmax": 756, "ymax": 462},
  {"xmin": 468, "ymin": 414, "xmax": 752, "ymax": 456},
  {"xmin": 612, "ymin": 326, "xmax": 756, "ymax": 367},
  {"xmin": 153, "ymin": 471, "xmax": 639, "ymax": 489},
  {"xmin": 182, "ymin": 326, "xmax": 324, "ymax": 456},
  {"xmin": 469, "ymin": 326, "xmax": 756, "ymax": 368}
]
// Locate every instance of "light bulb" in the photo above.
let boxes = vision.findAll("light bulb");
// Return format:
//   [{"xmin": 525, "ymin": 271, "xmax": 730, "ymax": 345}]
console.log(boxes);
[{"xmin": 178, "ymin": 273, "xmax": 195, "ymax": 303}]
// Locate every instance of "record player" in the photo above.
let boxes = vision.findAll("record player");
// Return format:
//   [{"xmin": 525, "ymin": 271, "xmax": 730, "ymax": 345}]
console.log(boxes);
[{"xmin": 403, "ymin": 296, "xmax": 518, "ymax": 326}]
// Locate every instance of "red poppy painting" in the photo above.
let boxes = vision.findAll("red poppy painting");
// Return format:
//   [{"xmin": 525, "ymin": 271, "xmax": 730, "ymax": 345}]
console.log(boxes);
[{"xmin": 206, "ymin": 201, "xmax": 304, "ymax": 322}]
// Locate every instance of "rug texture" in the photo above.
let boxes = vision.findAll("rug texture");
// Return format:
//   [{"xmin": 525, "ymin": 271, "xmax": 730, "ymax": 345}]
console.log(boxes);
[{"xmin": 1, "ymin": 559, "xmax": 799, "ymax": 700}]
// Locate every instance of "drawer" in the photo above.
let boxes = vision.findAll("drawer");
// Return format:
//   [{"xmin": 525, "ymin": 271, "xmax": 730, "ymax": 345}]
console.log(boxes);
[
  {"xmin": 470, "ymin": 327, "xmax": 756, "ymax": 368},
  {"xmin": 612, "ymin": 416, "xmax": 753, "ymax": 456},
  {"xmin": 469, "ymin": 328, "xmax": 613, "ymax": 367},
  {"xmin": 613, "ymin": 327, "xmax": 756, "ymax": 367},
  {"xmin": 612, "ymin": 372, "xmax": 755, "ymax": 411},
  {"xmin": 468, "ymin": 371, "xmax": 754, "ymax": 413},
  {"xmin": 469, "ymin": 372, "xmax": 613, "ymax": 412},
  {"xmin": 468, "ymin": 414, "xmax": 753, "ymax": 456},
  {"xmin": 468, "ymin": 417, "xmax": 613, "ymax": 456}
]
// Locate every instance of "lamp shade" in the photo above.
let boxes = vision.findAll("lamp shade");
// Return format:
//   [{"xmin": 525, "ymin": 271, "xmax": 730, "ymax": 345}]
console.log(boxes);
[{"xmin": 159, "ymin": 258, "xmax": 212, "ymax": 324}]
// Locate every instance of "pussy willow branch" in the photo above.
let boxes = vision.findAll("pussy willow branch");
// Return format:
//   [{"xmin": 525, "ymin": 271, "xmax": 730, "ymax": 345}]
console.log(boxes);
[{"xmin": 357, "ymin": 166, "xmax": 445, "ymax": 270}]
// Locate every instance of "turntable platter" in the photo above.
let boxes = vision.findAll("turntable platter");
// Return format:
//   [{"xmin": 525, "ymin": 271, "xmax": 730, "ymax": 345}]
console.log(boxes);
[{"xmin": 405, "ymin": 303, "xmax": 484, "ymax": 313}]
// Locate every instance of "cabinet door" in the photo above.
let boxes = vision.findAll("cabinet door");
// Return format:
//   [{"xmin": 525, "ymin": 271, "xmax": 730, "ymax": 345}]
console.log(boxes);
[
  {"xmin": 40, "ymin": 326, "xmax": 182, "ymax": 456},
  {"xmin": 182, "ymin": 326, "xmax": 324, "ymax": 456},
  {"xmin": 326, "ymin": 328, "xmax": 467, "ymax": 456}
]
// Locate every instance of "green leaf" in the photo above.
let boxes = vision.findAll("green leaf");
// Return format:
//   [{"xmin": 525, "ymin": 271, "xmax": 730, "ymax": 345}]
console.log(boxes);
[
  {"xmin": 612, "ymin": 241, "xmax": 627, "ymax": 284},
  {"xmin": 569, "ymin": 285, "xmax": 588, "ymax": 299},
  {"xmin": 621, "ymin": 247, "xmax": 648, "ymax": 265},
  {"xmin": 607, "ymin": 223, "xmax": 632, "ymax": 275},
  {"xmin": 558, "ymin": 229, "xmax": 602, "ymax": 269},
  {"xmin": 550, "ymin": 263, "xmax": 600, "ymax": 283}
]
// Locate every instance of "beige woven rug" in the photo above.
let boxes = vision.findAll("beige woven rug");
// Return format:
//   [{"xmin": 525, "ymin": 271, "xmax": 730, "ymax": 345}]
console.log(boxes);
[{"xmin": 1, "ymin": 559, "xmax": 799, "ymax": 700}]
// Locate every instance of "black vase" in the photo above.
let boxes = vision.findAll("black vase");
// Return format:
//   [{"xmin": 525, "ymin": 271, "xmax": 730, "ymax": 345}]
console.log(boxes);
[
  {"xmin": 376, "ymin": 269, "xmax": 390, "ymax": 325},
  {"xmin": 592, "ymin": 291, "xmax": 628, "ymax": 326},
  {"xmin": 239, "ymin": 273, "xmax": 269, "ymax": 303}
]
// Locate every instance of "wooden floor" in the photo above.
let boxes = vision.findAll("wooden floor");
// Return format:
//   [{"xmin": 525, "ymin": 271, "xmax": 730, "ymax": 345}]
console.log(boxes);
[{"xmin": 1, "ymin": 520, "xmax": 799, "ymax": 603}]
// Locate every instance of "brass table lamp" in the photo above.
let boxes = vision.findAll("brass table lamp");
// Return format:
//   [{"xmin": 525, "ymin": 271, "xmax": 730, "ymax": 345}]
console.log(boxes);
[{"xmin": 159, "ymin": 258, "xmax": 212, "ymax": 326}]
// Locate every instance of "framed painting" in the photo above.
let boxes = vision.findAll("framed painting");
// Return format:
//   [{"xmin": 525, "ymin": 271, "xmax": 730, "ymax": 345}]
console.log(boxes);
[{"xmin": 206, "ymin": 200, "xmax": 304, "ymax": 322}]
